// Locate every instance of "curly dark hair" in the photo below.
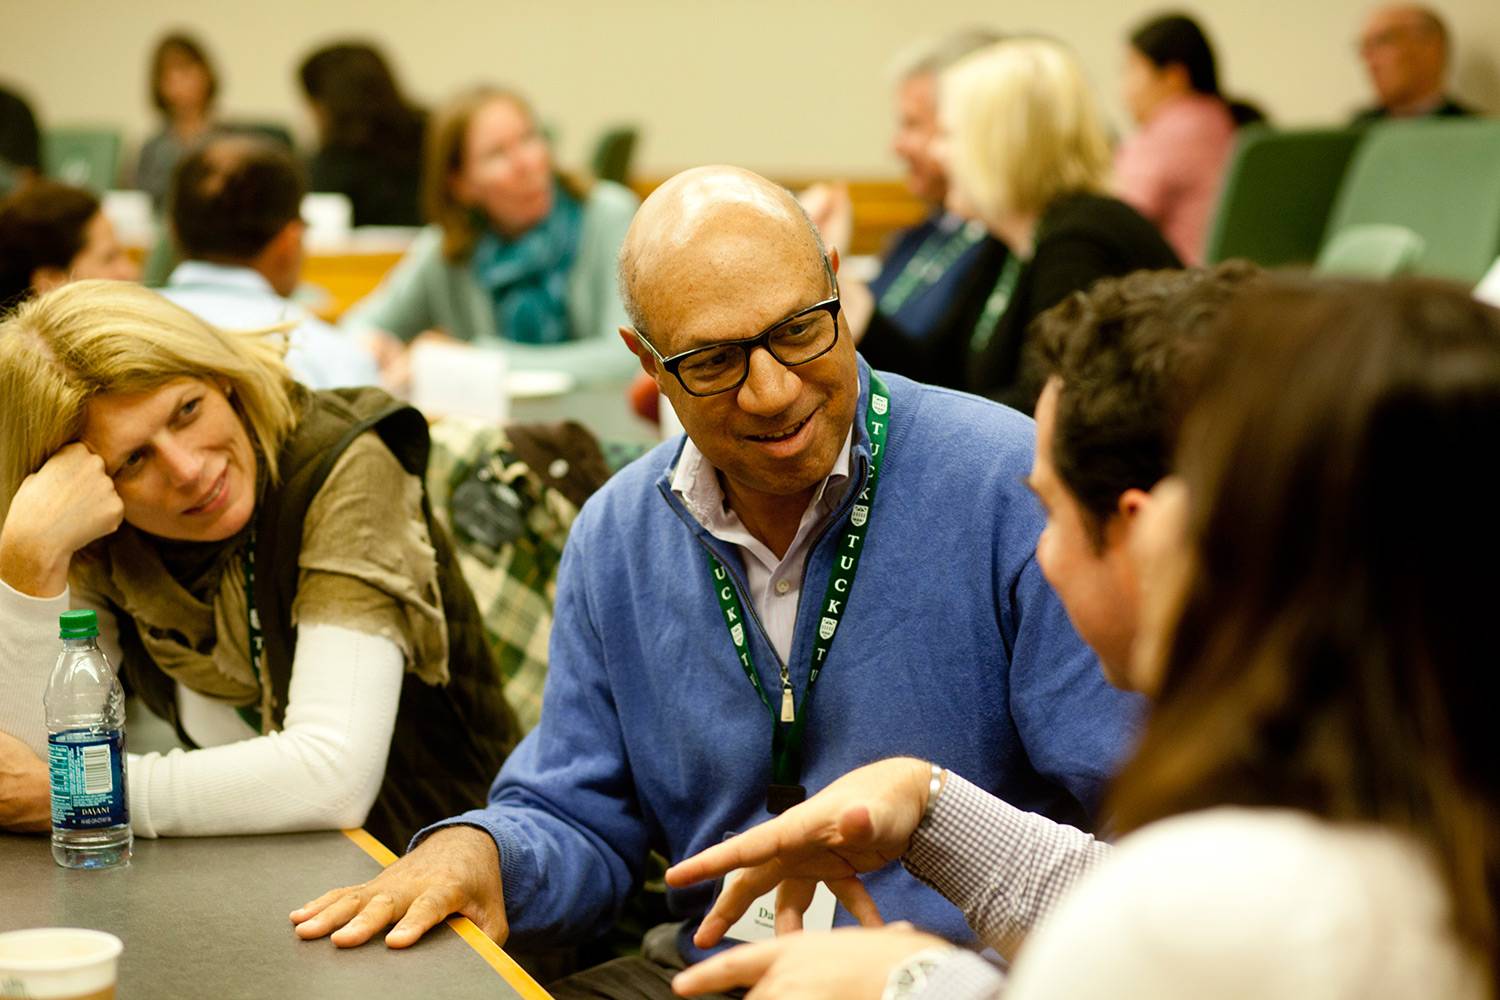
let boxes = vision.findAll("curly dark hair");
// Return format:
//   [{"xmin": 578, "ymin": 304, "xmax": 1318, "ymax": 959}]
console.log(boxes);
[{"xmin": 1029, "ymin": 260, "xmax": 1263, "ymax": 547}]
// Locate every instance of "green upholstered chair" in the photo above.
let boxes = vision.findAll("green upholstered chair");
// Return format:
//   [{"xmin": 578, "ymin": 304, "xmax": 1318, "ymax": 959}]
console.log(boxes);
[
  {"xmin": 42, "ymin": 128, "xmax": 122, "ymax": 192},
  {"xmin": 589, "ymin": 126, "xmax": 638, "ymax": 185},
  {"xmin": 1320, "ymin": 119, "xmax": 1500, "ymax": 285},
  {"xmin": 1204, "ymin": 126, "xmax": 1364, "ymax": 268},
  {"xmin": 1315, "ymin": 223, "xmax": 1426, "ymax": 277}
]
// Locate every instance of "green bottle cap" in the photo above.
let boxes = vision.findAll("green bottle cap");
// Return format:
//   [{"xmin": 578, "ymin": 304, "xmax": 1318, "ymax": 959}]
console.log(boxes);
[{"xmin": 59, "ymin": 609, "xmax": 99, "ymax": 639}]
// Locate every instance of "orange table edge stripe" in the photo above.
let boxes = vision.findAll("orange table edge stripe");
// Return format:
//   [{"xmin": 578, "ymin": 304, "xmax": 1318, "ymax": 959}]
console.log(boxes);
[{"xmin": 341, "ymin": 828, "xmax": 555, "ymax": 1000}]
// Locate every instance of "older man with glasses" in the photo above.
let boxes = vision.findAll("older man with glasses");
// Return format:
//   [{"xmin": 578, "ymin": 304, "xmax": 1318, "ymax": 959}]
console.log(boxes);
[{"xmin": 291, "ymin": 165, "xmax": 1142, "ymax": 998}]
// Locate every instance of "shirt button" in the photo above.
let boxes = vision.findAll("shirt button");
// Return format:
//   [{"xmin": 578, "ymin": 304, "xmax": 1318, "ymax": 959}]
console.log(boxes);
[{"xmin": 775, "ymin": 579, "xmax": 791, "ymax": 595}]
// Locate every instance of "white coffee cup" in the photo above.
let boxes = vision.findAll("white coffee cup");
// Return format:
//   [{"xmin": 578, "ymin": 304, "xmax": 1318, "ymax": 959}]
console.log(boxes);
[{"xmin": 0, "ymin": 928, "xmax": 122, "ymax": 1000}]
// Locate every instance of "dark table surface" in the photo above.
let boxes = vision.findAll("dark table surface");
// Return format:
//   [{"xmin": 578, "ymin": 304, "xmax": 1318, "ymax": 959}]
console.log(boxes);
[{"xmin": 0, "ymin": 829, "xmax": 550, "ymax": 1000}]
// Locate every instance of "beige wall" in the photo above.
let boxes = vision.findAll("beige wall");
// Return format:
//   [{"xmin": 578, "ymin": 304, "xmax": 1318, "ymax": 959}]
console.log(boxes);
[{"xmin": 4, "ymin": 0, "xmax": 1497, "ymax": 180}]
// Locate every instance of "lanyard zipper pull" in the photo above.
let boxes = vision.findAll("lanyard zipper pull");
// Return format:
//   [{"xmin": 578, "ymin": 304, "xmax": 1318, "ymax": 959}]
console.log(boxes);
[{"xmin": 780, "ymin": 685, "xmax": 795, "ymax": 723}]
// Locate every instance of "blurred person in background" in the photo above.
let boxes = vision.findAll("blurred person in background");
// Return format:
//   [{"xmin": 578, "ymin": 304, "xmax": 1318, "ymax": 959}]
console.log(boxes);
[
  {"xmin": 1353, "ymin": 4, "xmax": 1474, "ymax": 121},
  {"xmin": 0, "ymin": 85, "xmax": 41, "ymax": 197},
  {"xmin": 342, "ymin": 85, "xmax": 638, "ymax": 385},
  {"xmin": 134, "ymin": 32, "xmax": 221, "ymax": 207},
  {"xmin": 944, "ymin": 38, "xmax": 1180, "ymax": 412},
  {"xmin": 298, "ymin": 42, "xmax": 426, "ymax": 228},
  {"xmin": 801, "ymin": 28, "xmax": 1010, "ymax": 392},
  {"xmin": 160, "ymin": 134, "xmax": 378, "ymax": 389},
  {"xmin": 0, "ymin": 180, "xmax": 139, "ymax": 313},
  {"xmin": 1114, "ymin": 13, "xmax": 1264, "ymax": 265}
]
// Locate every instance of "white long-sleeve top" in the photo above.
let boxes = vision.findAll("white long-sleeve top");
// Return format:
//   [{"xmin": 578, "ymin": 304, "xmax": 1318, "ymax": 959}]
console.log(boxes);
[
  {"xmin": 0, "ymin": 578, "xmax": 402, "ymax": 838},
  {"xmin": 898, "ymin": 774, "xmax": 1485, "ymax": 999}
]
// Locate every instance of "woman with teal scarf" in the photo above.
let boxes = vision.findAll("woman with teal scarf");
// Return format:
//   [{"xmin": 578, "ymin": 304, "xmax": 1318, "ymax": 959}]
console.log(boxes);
[{"xmin": 343, "ymin": 85, "xmax": 639, "ymax": 384}]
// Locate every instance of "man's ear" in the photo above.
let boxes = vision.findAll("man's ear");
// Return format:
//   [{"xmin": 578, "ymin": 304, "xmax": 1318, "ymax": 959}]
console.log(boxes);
[
  {"xmin": 619, "ymin": 327, "xmax": 660, "ymax": 379},
  {"xmin": 30, "ymin": 266, "xmax": 68, "ymax": 294},
  {"xmin": 1106, "ymin": 487, "xmax": 1154, "ymax": 552},
  {"xmin": 830, "ymin": 247, "xmax": 842, "ymax": 276}
]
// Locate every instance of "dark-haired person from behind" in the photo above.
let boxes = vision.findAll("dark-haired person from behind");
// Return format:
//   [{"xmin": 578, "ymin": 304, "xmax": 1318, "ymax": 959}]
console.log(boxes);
[
  {"xmin": 1116, "ymin": 13, "xmax": 1264, "ymax": 265},
  {"xmin": 160, "ymin": 134, "xmax": 377, "ymax": 388},
  {"xmin": 0, "ymin": 85, "xmax": 41, "ymax": 196},
  {"xmin": 134, "ymin": 31, "xmax": 220, "ymax": 207},
  {"xmin": 299, "ymin": 42, "xmax": 426, "ymax": 227},
  {"xmin": 0, "ymin": 180, "xmax": 139, "ymax": 313}
]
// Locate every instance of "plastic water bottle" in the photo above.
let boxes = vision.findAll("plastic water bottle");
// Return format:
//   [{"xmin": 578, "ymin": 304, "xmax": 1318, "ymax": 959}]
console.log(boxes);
[{"xmin": 44, "ymin": 609, "xmax": 131, "ymax": 869}]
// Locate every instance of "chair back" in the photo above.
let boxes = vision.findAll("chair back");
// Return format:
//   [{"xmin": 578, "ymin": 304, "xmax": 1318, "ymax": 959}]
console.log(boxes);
[
  {"xmin": 1204, "ymin": 126, "xmax": 1364, "ymax": 267},
  {"xmin": 43, "ymin": 127, "xmax": 122, "ymax": 192},
  {"xmin": 1315, "ymin": 223, "xmax": 1426, "ymax": 277},
  {"xmin": 1322, "ymin": 119, "xmax": 1500, "ymax": 284},
  {"xmin": 590, "ymin": 127, "xmax": 638, "ymax": 184}
]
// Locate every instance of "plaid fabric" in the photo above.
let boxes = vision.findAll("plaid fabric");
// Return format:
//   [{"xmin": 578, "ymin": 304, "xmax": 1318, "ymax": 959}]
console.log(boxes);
[
  {"xmin": 904, "ymin": 772, "xmax": 1114, "ymax": 959},
  {"xmin": 427, "ymin": 417, "xmax": 584, "ymax": 734}
]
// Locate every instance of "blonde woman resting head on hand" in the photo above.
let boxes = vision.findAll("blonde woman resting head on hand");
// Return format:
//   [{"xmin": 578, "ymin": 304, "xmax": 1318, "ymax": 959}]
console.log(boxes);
[{"xmin": 0, "ymin": 280, "xmax": 517, "ymax": 846}]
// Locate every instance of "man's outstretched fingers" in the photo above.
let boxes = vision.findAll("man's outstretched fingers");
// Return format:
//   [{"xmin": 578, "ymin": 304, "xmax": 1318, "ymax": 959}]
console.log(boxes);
[
  {"xmin": 385, "ymin": 889, "xmax": 460, "ymax": 949},
  {"xmin": 774, "ymin": 879, "xmax": 816, "ymax": 936},
  {"xmin": 673, "ymin": 940, "xmax": 781, "ymax": 995},
  {"xmin": 292, "ymin": 891, "xmax": 368, "ymax": 939},
  {"xmin": 330, "ymin": 893, "xmax": 403, "ymax": 948},
  {"xmin": 828, "ymin": 876, "xmax": 884, "ymax": 928}
]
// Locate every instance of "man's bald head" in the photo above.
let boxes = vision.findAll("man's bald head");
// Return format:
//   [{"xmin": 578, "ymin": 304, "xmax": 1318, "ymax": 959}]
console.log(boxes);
[
  {"xmin": 1359, "ymin": 4, "xmax": 1452, "ymax": 114},
  {"xmin": 618, "ymin": 166, "xmax": 827, "ymax": 348}
]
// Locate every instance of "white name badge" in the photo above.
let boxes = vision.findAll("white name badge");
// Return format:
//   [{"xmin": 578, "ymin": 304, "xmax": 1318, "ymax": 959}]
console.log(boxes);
[{"xmin": 721, "ymin": 868, "xmax": 838, "ymax": 943}]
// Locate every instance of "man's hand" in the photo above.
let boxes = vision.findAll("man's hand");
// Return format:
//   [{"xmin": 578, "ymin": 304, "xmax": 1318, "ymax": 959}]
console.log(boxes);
[
  {"xmin": 0, "ymin": 732, "xmax": 49, "ymax": 833},
  {"xmin": 0, "ymin": 444, "xmax": 125, "ymax": 598},
  {"xmin": 671, "ymin": 924, "xmax": 950, "ymax": 998},
  {"xmin": 290, "ymin": 825, "xmax": 508, "ymax": 949},
  {"xmin": 665, "ymin": 758, "xmax": 936, "ymax": 948}
]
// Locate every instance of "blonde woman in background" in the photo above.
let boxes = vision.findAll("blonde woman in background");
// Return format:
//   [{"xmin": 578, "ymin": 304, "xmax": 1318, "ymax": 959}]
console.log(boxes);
[
  {"xmin": 941, "ymin": 37, "xmax": 1179, "ymax": 411},
  {"xmin": 0, "ymin": 281, "xmax": 516, "ymax": 847}
]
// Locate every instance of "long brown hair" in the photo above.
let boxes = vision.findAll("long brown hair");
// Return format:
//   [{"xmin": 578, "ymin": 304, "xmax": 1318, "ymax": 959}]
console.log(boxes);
[
  {"xmin": 1111, "ymin": 277, "xmax": 1500, "ymax": 989},
  {"xmin": 421, "ymin": 85, "xmax": 586, "ymax": 261}
]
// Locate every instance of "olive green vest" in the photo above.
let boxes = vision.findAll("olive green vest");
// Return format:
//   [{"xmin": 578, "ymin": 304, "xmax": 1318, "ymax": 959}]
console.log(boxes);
[{"xmin": 118, "ymin": 387, "xmax": 518, "ymax": 849}]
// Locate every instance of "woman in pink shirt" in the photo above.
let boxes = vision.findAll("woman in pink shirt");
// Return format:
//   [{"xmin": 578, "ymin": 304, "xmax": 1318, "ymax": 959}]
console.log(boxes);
[{"xmin": 1115, "ymin": 14, "xmax": 1263, "ymax": 265}]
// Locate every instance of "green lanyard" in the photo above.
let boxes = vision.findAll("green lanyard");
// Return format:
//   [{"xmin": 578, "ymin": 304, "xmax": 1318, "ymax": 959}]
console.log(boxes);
[
  {"xmin": 968, "ymin": 253, "xmax": 1023, "ymax": 356},
  {"xmin": 878, "ymin": 220, "xmax": 986, "ymax": 315},
  {"xmin": 237, "ymin": 527, "xmax": 265, "ymax": 734},
  {"xmin": 707, "ymin": 373, "xmax": 891, "ymax": 813}
]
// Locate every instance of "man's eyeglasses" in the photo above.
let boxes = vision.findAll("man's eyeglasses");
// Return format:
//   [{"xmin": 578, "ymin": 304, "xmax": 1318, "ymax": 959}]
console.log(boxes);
[{"xmin": 636, "ymin": 283, "xmax": 843, "ymax": 397}]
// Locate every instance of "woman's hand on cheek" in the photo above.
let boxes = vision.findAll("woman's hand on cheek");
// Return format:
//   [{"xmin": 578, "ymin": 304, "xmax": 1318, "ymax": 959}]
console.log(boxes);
[{"xmin": 0, "ymin": 443, "xmax": 125, "ymax": 597}]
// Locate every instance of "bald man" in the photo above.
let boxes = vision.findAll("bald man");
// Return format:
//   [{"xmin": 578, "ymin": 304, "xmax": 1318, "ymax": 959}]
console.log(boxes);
[
  {"xmin": 291, "ymin": 166, "xmax": 1141, "ymax": 997},
  {"xmin": 1353, "ymin": 4, "xmax": 1474, "ymax": 121}
]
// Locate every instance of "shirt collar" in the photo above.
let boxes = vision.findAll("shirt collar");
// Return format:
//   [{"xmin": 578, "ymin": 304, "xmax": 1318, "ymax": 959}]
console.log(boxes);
[
  {"xmin": 671, "ymin": 425, "xmax": 854, "ymax": 533},
  {"xmin": 165, "ymin": 260, "xmax": 279, "ymax": 296}
]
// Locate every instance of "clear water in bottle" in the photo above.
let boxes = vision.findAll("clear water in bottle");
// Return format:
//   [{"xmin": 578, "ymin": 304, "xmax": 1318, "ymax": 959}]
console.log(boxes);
[{"xmin": 45, "ymin": 609, "xmax": 131, "ymax": 869}]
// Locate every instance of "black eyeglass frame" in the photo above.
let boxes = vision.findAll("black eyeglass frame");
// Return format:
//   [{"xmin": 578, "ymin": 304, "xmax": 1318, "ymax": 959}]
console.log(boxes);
[{"xmin": 636, "ymin": 262, "xmax": 843, "ymax": 397}]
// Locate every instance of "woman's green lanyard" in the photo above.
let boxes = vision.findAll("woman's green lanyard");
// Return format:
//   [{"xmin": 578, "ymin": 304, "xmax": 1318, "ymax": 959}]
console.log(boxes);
[
  {"xmin": 237, "ymin": 526, "xmax": 266, "ymax": 734},
  {"xmin": 706, "ymin": 373, "xmax": 891, "ymax": 813},
  {"xmin": 967, "ymin": 253, "xmax": 1023, "ymax": 356}
]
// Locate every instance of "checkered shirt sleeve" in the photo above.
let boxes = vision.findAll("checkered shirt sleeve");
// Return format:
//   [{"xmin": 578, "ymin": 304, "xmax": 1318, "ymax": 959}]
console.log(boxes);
[{"xmin": 903, "ymin": 772, "xmax": 1113, "ymax": 958}]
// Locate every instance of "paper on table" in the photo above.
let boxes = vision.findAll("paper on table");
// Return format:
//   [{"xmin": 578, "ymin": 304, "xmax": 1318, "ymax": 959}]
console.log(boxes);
[{"xmin": 410, "ymin": 340, "xmax": 509, "ymax": 423}]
